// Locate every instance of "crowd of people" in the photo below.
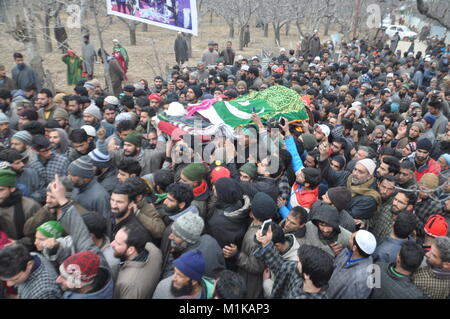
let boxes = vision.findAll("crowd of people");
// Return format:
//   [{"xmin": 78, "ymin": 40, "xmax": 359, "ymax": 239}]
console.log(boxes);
[{"xmin": 0, "ymin": 27, "xmax": 449, "ymax": 300}]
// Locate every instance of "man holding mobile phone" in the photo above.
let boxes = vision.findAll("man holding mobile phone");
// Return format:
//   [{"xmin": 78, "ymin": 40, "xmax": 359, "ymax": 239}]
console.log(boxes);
[{"xmin": 223, "ymin": 192, "xmax": 276, "ymax": 299}]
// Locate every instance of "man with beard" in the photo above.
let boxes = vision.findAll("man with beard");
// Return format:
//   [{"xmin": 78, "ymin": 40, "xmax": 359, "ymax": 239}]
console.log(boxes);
[
  {"xmin": 136, "ymin": 107, "xmax": 156, "ymax": 135},
  {"xmin": 83, "ymin": 104, "xmax": 115, "ymax": 139},
  {"xmin": 412, "ymin": 236, "xmax": 450, "ymax": 299},
  {"xmin": 11, "ymin": 52, "xmax": 41, "ymax": 91},
  {"xmin": 123, "ymin": 177, "xmax": 165, "ymax": 242},
  {"xmin": 150, "ymin": 76, "xmax": 164, "ymax": 94},
  {"xmin": 0, "ymin": 169, "xmax": 41, "ymax": 250},
  {"xmin": 67, "ymin": 155, "xmax": 111, "ymax": 232},
  {"xmin": 186, "ymin": 85, "xmax": 203, "ymax": 104},
  {"xmin": 366, "ymin": 174, "xmax": 396, "ymax": 232},
  {"xmin": 10, "ymin": 130, "xmax": 35, "ymax": 163},
  {"xmin": 153, "ymin": 250, "xmax": 215, "ymax": 299},
  {"xmin": 111, "ymin": 223, "xmax": 162, "ymax": 299},
  {"xmin": 116, "ymin": 159, "xmax": 141, "ymax": 183},
  {"xmin": 319, "ymin": 143, "xmax": 381, "ymax": 220},
  {"xmin": 327, "ymin": 230, "xmax": 377, "ymax": 299},
  {"xmin": 254, "ymin": 226, "xmax": 334, "ymax": 299},
  {"xmin": 102, "ymin": 98, "xmax": 119, "ymax": 124},
  {"xmin": 67, "ymin": 96, "xmax": 84, "ymax": 130},
  {"xmin": 36, "ymin": 89, "xmax": 65, "ymax": 123},
  {"xmin": 0, "ymin": 149, "xmax": 45, "ymax": 204},
  {"xmin": 88, "ymin": 148, "xmax": 117, "ymax": 194},
  {"xmin": 104, "ymin": 131, "xmax": 165, "ymax": 176},
  {"xmin": 397, "ymin": 160, "xmax": 417, "ymax": 189},
  {"xmin": 162, "ymin": 211, "xmax": 225, "ymax": 280},
  {"xmin": 303, "ymin": 201, "xmax": 352, "ymax": 257},
  {"xmin": 28, "ymin": 135, "xmax": 69, "ymax": 187},
  {"xmin": 68, "ymin": 129, "xmax": 96, "ymax": 162},
  {"xmin": 48, "ymin": 128, "xmax": 70, "ymax": 156},
  {"xmin": 406, "ymin": 139, "xmax": 441, "ymax": 182},
  {"xmin": 109, "ymin": 183, "xmax": 151, "ymax": 240},
  {"xmin": 414, "ymin": 173, "xmax": 443, "ymax": 242},
  {"xmin": 376, "ymin": 156, "xmax": 400, "ymax": 179},
  {"xmin": 0, "ymin": 112, "xmax": 15, "ymax": 149},
  {"xmin": 280, "ymin": 206, "xmax": 309, "ymax": 245}
]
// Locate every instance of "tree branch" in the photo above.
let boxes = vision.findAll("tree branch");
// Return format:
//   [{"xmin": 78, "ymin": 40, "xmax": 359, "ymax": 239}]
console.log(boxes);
[{"xmin": 417, "ymin": 0, "xmax": 450, "ymax": 30}]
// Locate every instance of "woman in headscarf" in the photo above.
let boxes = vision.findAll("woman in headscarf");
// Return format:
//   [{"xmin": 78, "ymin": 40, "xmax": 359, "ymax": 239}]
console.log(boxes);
[
  {"xmin": 62, "ymin": 50, "xmax": 83, "ymax": 85},
  {"xmin": 112, "ymin": 39, "xmax": 129, "ymax": 80}
]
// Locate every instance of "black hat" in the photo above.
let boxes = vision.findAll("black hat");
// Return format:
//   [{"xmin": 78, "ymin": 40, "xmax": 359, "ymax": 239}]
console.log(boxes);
[
  {"xmin": 327, "ymin": 186, "xmax": 351, "ymax": 211},
  {"xmin": 416, "ymin": 139, "xmax": 432, "ymax": 153},
  {"xmin": 123, "ymin": 85, "xmax": 136, "ymax": 92},
  {"xmin": 31, "ymin": 135, "xmax": 51, "ymax": 150},
  {"xmin": 251, "ymin": 192, "xmax": 277, "ymax": 222}
]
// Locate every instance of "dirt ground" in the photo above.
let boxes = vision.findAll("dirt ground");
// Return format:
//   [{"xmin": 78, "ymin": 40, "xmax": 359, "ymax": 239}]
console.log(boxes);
[{"xmin": 0, "ymin": 12, "xmax": 427, "ymax": 93}]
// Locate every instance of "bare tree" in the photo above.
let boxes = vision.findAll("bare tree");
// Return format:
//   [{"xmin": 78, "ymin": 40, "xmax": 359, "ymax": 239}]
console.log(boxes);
[
  {"xmin": 118, "ymin": 17, "xmax": 140, "ymax": 46},
  {"xmin": 4, "ymin": 1, "xmax": 52, "ymax": 89},
  {"xmin": 416, "ymin": 0, "xmax": 450, "ymax": 30},
  {"xmin": 205, "ymin": 0, "xmax": 257, "ymax": 50}
]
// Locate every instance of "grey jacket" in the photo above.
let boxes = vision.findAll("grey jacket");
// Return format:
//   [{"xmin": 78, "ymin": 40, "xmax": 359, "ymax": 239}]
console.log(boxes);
[
  {"xmin": 17, "ymin": 167, "xmax": 46, "ymax": 203},
  {"xmin": 370, "ymin": 262, "xmax": 425, "ymax": 299},
  {"xmin": 327, "ymin": 250, "xmax": 374, "ymax": 299},
  {"xmin": 73, "ymin": 178, "xmax": 111, "ymax": 234}
]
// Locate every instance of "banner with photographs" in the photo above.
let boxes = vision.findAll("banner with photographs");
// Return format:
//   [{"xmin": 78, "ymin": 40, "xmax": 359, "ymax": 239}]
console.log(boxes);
[{"xmin": 106, "ymin": 0, "xmax": 198, "ymax": 35}]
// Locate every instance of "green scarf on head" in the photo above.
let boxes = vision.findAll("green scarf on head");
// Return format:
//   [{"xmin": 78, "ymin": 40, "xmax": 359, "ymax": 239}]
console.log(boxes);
[
  {"xmin": 155, "ymin": 193, "xmax": 167, "ymax": 204},
  {"xmin": 346, "ymin": 176, "xmax": 382, "ymax": 206}
]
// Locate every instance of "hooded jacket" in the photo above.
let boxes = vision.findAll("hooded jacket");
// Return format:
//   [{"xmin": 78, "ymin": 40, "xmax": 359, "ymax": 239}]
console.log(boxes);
[
  {"xmin": 206, "ymin": 178, "xmax": 251, "ymax": 249},
  {"xmin": 304, "ymin": 201, "xmax": 352, "ymax": 257}
]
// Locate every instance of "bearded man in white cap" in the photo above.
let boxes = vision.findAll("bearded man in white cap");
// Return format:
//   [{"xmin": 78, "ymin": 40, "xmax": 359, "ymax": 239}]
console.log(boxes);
[
  {"xmin": 327, "ymin": 230, "xmax": 377, "ymax": 299},
  {"xmin": 319, "ymin": 143, "xmax": 381, "ymax": 220}
]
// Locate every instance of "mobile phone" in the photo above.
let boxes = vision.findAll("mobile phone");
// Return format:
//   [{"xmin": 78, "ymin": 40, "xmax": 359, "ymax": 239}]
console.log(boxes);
[
  {"xmin": 280, "ymin": 118, "xmax": 286, "ymax": 126},
  {"xmin": 252, "ymin": 106, "xmax": 256, "ymax": 113},
  {"xmin": 260, "ymin": 219, "xmax": 272, "ymax": 236}
]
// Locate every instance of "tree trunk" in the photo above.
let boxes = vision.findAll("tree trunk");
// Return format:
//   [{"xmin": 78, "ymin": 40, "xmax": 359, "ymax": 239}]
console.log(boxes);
[
  {"xmin": 285, "ymin": 22, "xmax": 290, "ymax": 36},
  {"xmin": 324, "ymin": 17, "xmax": 331, "ymax": 36},
  {"xmin": 20, "ymin": 1, "xmax": 49, "ymax": 91},
  {"xmin": 296, "ymin": 21, "xmax": 306, "ymax": 38},
  {"xmin": 142, "ymin": 23, "xmax": 148, "ymax": 32},
  {"xmin": 54, "ymin": 15, "xmax": 70, "ymax": 53},
  {"xmin": 186, "ymin": 33, "xmax": 193, "ymax": 58},
  {"xmin": 44, "ymin": 12, "xmax": 53, "ymax": 53},
  {"xmin": 228, "ymin": 20, "xmax": 235, "ymax": 38},
  {"xmin": 352, "ymin": 0, "xmax": 361, "ymax": 39},
  {"xmin": 210, "ymin": 10, "xmax": 213, "ymax": 23},
  {"xmin": 80, "ymin": 0, "xmax": 90, "ymax": 38},
  {"xmin": 264, "ymin": 23, "xmax": 269, "ymax": 37},
  {"xmin": 94, "ymin": 7, "xmax": 112, "ymax": 93},
  {"xmin": 239, "ymin": 26, "xmax": 245, "ymax": 50},
  {"xmin": 273, "ymin": 24, "xmax": 281, "ymax": 46},
  {"xmin": 129, "ymin": 23, "xmax": 137, "ymax": 45}
]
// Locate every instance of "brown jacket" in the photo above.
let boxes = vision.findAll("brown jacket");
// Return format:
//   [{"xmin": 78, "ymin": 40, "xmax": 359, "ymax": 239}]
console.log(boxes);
[
  {"xmin": 237, "ymin": 222, "xmax": 266, "ymax": 299},
  {"xmin": 113, "ymin": 242, "xmax": 162, "ymax": 299},
  {"xmin": 135, "ymin": 201, "xmax": 166, "ymax": 240},
  {"xmin": 0, "ymin": 194, "xmax": 41, "ymax": 249}
]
